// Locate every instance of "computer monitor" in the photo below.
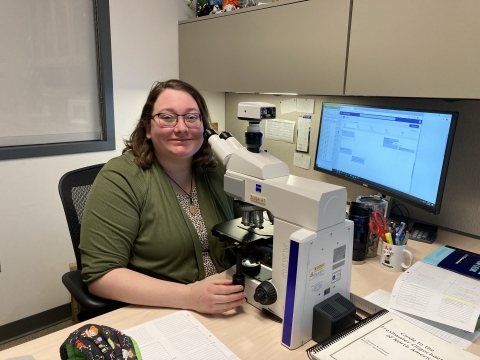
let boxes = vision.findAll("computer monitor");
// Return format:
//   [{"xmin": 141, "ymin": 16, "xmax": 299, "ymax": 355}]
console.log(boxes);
[{"xmin": 313, "ymin": 103, "xmax": 458, "ymax": 214}]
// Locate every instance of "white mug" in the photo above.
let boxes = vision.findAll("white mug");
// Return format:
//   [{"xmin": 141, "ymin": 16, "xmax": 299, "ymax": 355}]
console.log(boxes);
[{"xmin": 380, "ymin": 243, "xmax": 413, "ymax": 272}]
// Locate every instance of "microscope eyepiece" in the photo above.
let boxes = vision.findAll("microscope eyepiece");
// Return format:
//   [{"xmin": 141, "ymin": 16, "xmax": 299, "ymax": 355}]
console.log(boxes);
[
  {"xmin": 219, "ymin": 131, "xmax": 233, "ymax": 140},
  {"xmin": 204, "ymin": 128, "xmax": 217, "ymax": 141}
]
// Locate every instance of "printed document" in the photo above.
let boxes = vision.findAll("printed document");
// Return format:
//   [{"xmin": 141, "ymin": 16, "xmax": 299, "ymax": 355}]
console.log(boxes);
[
  {"xmin": 296, "ymin": 114, "xmax": 311, "ymax": 152},
  {"xmin": 123, "ymin": 311, "xmax": 239, "ymax": 360},
  {"xmin": 308, "ymin": 310, "xmax": 480, "ymax": 360},
  {"xmin": 389, "ymin": 261, "xmax": 480, "ymax": 332},
  {"xmin": 366, "ymin": 289, "xmax": 480, "ymax": 349},
  {"xmin": 265, "ymin": 119, "xmax": 295, "ymax": 143}
]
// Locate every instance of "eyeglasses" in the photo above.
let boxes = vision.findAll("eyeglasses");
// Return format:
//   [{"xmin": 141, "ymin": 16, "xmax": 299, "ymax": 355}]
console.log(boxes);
[{"xmin": 151, "ymin": 112, "xmax": 202, "ymax": 128}]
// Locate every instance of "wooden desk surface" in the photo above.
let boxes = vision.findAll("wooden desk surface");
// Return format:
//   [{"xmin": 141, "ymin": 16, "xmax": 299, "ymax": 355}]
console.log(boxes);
[{"xmin": 1, "ymin": 230, "xmax": 479, "ymax": 360}]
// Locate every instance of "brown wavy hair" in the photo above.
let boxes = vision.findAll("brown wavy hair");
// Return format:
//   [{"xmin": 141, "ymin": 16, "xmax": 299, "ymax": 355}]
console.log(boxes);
[{"xmin": 123, "ymin": 79, "xmax": 217, "ymax": 171}]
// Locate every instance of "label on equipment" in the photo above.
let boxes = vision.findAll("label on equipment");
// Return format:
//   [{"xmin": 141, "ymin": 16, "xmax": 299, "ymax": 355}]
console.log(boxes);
[
  {"xmin": 333, "ymin": 245, "xmax": 346, "ymax": 263},
  {"xmin": 250, "ymin": 194, "xmax": 266, "ymax": 205},
  {"xmin": 332, "ymin": 269, "xmax": 341, "ymax": 283},
  {"xmin": 309, "ymin": 263, "xmax": 325, "ymax": 281}
]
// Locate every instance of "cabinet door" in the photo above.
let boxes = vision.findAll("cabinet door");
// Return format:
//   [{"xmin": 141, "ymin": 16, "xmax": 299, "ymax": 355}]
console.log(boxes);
[
  {"xmin": 179, "ymin": 0, "xmax": 350, "ymax": 95},
  {"xmin": 346, "ymin": 0, "xmax": 480, "ymax": 99}
]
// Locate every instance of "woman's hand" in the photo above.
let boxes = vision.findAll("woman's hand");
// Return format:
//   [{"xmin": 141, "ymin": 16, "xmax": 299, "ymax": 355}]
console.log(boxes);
[{"xmin": 187, "ymin": 278, "xmax": 246, "ymax": 314}]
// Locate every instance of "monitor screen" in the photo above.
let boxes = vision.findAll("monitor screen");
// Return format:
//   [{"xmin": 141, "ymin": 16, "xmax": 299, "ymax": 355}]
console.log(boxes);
[{"xmin": 313, "ymin": 103, "xmax": 458, "ymax": 214}]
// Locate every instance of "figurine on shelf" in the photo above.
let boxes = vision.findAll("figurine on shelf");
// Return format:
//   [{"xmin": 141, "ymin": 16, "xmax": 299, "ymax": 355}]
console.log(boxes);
[
  {"xmin": 222, "ymin": 0, "xmax": 240, "ymax": 10},
  {"xmin": 221, "ymin": 4, "xmax": 238, "ymax": 12},
  {"xmin": 196, "ymin": 0, "xmax": 244, "ymax": 17},
  {"xmin": 210, "ymin": 5, "xmax": 222, "ymax": 14},
  {"xmin": 243, "ymin": 0, "xmax": 257, "ymax": 6},
  {"xmin": 196, "ymin": 1, "xmax": 213, "ymax": 17}
]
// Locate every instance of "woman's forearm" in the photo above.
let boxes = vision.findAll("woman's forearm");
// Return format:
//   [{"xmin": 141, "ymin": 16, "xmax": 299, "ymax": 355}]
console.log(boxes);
[
  {"xmin": 87, "ymin": 268, "xmax": 246, "ymax": 314},
  {"xmin": 88, "ymin": 268, "xmax": 190, "ymax": 309}
]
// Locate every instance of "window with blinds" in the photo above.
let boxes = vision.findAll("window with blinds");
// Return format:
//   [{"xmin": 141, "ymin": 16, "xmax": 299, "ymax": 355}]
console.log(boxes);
[{"xmin": 0, "ymin": 0, "xmax": 114, "ymax": 160}]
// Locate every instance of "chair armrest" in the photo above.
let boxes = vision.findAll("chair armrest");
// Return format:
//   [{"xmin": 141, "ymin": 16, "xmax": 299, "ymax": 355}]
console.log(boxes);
[{"xmin": 62, "ymin": 270, "xmax": 126, "ymax": 314}]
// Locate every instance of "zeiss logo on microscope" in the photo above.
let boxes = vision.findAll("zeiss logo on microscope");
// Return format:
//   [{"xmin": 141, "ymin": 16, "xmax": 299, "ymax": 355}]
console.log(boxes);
[{"xmin": 256, "ymin": 184, "xmax": 262, "ymax": 192}]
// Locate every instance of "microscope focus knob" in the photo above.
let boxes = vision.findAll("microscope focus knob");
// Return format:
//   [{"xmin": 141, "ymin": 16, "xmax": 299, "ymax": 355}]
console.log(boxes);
[{"xmin": 253, "ymin": 281, "xmax": 277, "ymax": 305}]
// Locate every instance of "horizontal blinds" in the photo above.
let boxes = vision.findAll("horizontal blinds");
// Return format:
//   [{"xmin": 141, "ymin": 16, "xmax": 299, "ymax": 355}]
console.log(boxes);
[{"xmin": 0, "ymin": 0, "xmax": 103, "ymax": 148}]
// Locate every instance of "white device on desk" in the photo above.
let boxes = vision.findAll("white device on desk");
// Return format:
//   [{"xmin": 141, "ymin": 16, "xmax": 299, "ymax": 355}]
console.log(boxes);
[{"xmin": 205, "ymin": 102, "xmax": 354, "ymax": 350}]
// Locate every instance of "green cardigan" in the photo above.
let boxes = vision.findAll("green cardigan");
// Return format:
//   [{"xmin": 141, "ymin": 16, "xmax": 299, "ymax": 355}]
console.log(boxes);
[{"xmin": 79, "ymin": 151, "xmax": 240, "ymax": 285}]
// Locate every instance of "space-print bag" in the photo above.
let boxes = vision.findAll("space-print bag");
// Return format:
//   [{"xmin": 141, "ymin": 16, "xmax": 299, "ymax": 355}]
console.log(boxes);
[{"xmin": 59, "ymin": 323, "xmax": 142, "ymax": 360}]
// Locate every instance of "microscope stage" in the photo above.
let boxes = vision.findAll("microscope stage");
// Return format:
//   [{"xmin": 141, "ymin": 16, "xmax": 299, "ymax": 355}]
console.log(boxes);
[{"xmin": 212, "ymin": 218, "xmax": 273, "ymax": 245}]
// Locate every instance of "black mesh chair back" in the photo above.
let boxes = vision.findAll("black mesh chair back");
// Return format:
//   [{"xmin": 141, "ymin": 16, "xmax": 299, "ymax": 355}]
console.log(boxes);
[
  {"xmin": 58, "ymin": 164, "xmax": 126, "ymax": 320},
  {"xmin": 58, "ymin": 164, "xmax": 104, "ymax": 271}
]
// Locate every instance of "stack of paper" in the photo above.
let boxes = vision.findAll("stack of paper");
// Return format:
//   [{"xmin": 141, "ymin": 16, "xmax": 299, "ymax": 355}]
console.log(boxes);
[
  {"xmin": 365, "ymin": 289, "xmax": 480, "ymax": 350},
  {"xmin": 389, "ymin": 261, "xmax": 480, "ymax": 333}
]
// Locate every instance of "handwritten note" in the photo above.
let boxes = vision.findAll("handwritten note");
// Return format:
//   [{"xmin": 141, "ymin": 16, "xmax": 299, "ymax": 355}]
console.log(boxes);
[
  {"xmin": 280, "ymin": 98, "xmax": 296, "ymax": 114},
  {"xmin": 297, "ymin": 98, "xmax": 315, "ymax": 113}
]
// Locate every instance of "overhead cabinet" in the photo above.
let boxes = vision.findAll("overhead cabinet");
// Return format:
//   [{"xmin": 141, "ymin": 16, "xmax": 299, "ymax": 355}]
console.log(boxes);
[
  {"xmin": 179, "ymin": 0, "xmax": 351, "ymax": 95},
  {"xmin": 180, "ymin": 0, "xmax": 480, "ymax": 99},
  {"xmin": 345, "ymin": 0, "xmax": 480, "ymax": 99}
]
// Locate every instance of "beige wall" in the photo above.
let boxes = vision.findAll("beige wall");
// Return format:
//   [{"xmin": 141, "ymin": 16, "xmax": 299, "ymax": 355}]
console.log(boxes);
[
  {"xmin": 225, "ymin": 93, "xmax": 480, "ymax": 238},
  {"xmin": 202, "ymin": 91, "xmax": 226, "ymax": 131}
]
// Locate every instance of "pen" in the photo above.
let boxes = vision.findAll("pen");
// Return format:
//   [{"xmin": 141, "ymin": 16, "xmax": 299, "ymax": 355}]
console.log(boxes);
[
  {"xmin": 401, "ymin": 231, "xmax": 410, "ymax": 245},
  {"xmin": 396, "ymin": 222, "xmax": 406, "ymax": 239}
]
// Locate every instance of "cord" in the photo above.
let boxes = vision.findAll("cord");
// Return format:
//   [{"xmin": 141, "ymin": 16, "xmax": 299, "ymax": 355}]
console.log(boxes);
[{"xmin": 390, "ymin": 200, "xmax": 410, "ymax": 224}]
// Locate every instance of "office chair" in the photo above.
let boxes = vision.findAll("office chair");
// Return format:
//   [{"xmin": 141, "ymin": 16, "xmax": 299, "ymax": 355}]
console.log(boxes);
[{"xmin": 58, "ymin": 164, "xmax": 126, "ymax": 321}]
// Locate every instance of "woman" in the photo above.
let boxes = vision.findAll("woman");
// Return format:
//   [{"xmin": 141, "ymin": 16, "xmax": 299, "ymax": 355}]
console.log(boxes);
[{"xmin": 79, "ymin": 79, "xmax": 246, "ymax": 314}]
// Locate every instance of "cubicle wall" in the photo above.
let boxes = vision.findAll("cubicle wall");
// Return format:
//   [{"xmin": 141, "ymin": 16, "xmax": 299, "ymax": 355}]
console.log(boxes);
[{"xmin": 225, "ymin": 93, "xmax": 480, "ymax": 239}]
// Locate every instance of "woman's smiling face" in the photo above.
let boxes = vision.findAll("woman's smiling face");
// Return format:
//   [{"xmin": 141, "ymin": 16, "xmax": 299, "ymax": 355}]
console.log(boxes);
[{"xmin": 145, "ymin": 88, "xmax": 204, "ymax": 164}]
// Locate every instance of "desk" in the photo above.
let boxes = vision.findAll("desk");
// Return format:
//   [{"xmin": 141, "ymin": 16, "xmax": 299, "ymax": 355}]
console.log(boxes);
[{"xmin": 1, "ymin": 230, "xmax": 479, "ymax": 360}]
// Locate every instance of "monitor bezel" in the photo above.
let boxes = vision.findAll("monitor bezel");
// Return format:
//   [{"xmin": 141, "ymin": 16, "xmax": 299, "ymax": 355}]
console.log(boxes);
[{"xmin": 313, "ymin": 102, "xmax": 458, "ymax": 215}]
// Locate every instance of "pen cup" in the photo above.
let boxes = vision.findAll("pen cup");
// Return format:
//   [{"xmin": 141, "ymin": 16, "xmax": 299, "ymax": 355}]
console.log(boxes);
[{"xmin": 379, "ymin": 243, "xmax": 414, "ymax": 272}]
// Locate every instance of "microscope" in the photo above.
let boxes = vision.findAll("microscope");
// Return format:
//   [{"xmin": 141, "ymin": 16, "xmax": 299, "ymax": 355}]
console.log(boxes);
[{"xmin": 205, "ymin": 102, "xmax": 354, "ymax": 350}]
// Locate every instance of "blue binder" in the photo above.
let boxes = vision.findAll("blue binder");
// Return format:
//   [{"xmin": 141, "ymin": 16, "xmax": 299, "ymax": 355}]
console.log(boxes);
[{"xmin": 423, "ymin": 245, "xmax": 480, "ymax": 280}]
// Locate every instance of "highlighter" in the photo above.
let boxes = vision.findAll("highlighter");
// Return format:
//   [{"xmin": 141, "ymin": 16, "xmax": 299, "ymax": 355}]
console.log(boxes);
[{"xmin": 385, "ymin": 232, "xmax": 393, "ymax": 245}]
